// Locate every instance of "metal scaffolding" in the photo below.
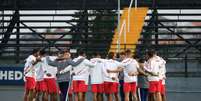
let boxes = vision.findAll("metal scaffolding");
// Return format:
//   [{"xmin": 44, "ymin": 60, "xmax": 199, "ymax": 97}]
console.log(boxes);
[{"xmin": 0, "ymin": 0, "xmax": 200, "ymax": 65}]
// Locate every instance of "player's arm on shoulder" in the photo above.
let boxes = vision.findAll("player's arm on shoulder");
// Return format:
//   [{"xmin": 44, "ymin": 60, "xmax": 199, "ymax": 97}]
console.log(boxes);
[
  {"xmin": 60, "ymin": 65, "xmax": 72, "ymax": 74},
  {"xmin": 137, "ymin": 67, "xmax": 148, "ymax": 76},
  {"xmin": 128, "ymin": 71, "xmax": 138, "ymax": 76},
  {"xmin": 96, "ymin": 58, "xmax": 106, "ymax": 63},
  {"xmin": 46, "ymin": 56, "xmax": 58, "ymax": 67},
  {"xmin": 84, "ymin": 59, "xmax": 96, "ymax": 67},
  {"xmin": 66, "ymin": 58, "xmax": 84, "ymax": 66},
  {"xmin": 107, "ymin": 66, "xmax": 123, "ymax": 73}
]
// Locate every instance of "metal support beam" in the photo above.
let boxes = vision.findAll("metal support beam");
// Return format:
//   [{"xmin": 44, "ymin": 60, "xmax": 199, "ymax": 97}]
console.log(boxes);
[
  {"xmin": 153, "ymin": 9, "xmax": 159, "ymax": 45},
  {"xmin": 158, "ymin": 22, "xmax": 201, "ymax": 55},
  {"xmin": 174, "ymin": 40, "xmax": 201, "ymax": 57},
  {"xmin": 0, "ymin": 11, "xmax": 18, "ymax": 53},
  {"xmin": 20, "ymin": 22, "xmax": 64, "ymax": 51},
  {"xmin": 16, "ymin": 10, "xmax": 20, "ymax": 63},
  {"xmin": 84, "ymin": 10, "xmax": 89, "ymax": 54}
]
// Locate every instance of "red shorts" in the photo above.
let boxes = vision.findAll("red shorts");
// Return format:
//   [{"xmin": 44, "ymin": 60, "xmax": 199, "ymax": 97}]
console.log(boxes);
[
  {"xmin": 36, "ymin": 80, "xmax": 47, "ymax": 92},
  {"xmin": 25, "ymin": 77, "xmax": 36, "ymax": 90},
  {"xmin": 159, "ymin": 80, "xmax": 166, "ymax": 95},
  {"xmin": 149, "ymin": 81, "xmax": 161, "ymax": 93},
  {"xmin": 44, "ymin": 78, "xmax": 58, "ymax": 93},
  {"xmin": 72, "ymin": 80, "xmax": 88, "ymax": 93},
  {"xmin": 91, "ymin": 84, "xmax": 104, "ymax": 93},
  {"xmin": 103, "ymin": 82, "xmax": 119, "ymax": 94},
  {"xmin": 123, "ymin": 82, "xmax": 137, "ymax": 93}
]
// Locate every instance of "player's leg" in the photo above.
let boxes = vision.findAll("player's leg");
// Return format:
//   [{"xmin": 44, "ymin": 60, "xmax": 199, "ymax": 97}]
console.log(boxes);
[
  {"xmin": 83, "ymin": 92, "xmax": 86, "ymax": 101},
  {"xmin": 92, "ymin": 84, "xmax": 98, "ymax": 101},
  {"xmin": 35, "ymin": 90, "xmax": 40, "ymax": 101},
  {"xmin": 46, "ymin": 78, "xmax": 59, "ymax": 101},
  {"xmin": 97, "ymin": 84, "xmax": 104, "ymax": 101},
  {"xmin": 153, "ymin": 93, "xmax": 157, "ymax": 101},
  {"xmin": 123, "ymin": 82, "xmax": 131, "ymax": 101},
  {"xmin": 29, "ymin": 89, "xmax": 36, "ymax": 101},
  {"xmin": 81, "ymin": 81, "xmax": 87, "ymax": 101},
  {"xmin": 41, "ymin": 81, "xmax": 48, "ymax": 101},
  {"xmin": 161, "ymin": 84, "xmax": 166, "ymax": 101},
  {"xmin": 74, "ymin": 93, "xmax": 79, "ymax": 101},
  {"xmin": 149, "ymin": 81, "xmax": 158, "ymax": 101},
  {"xmin": 97, "ymin": 93, "xmax": 103, "ymax": 101},
  {"xmin": 108, "ymin": 94, "xmax": 113, "ymax": 101},
  {"xmin": 113, "ymin": 82, "xmax": 119, "ymax": 101},
  {"xmin": 26, "ymin": 77, "xmax": 36, "ymax": 101},
  {"xmin": 73, "ymin": 80, "xmax": 81, "ymax": 101},
  {"xmin": 156, "ymin": 92, "xmax": 162, "ymax": 101},
  {"xmin": 23, "ymin": 88, "xmax": 29, "ymax": 101},
  {"xmin": 68, "ymin": 93, "xmax": 73, "ymax": 101},
  {"xmin": 161, "ymin": 94, "xmax": 166, "ymax": 101},
  {"xmin": 67, "ymin": 84, "xmax": 73, "ymax": 101},
  {"xmin": 78, "ymin": 92, "xmax": 83, "ymax": 101},
  {"xmin": 104, "ymin": 82, "xmax": 112, "ymax": 101},
  {"xmin": 124, "ymin": 92, "xmax": 130, "ymax": 101},
  {"xmin": 93, "ymin": 92, "xmax": 98, "ymax": 101},
  {"xmin": 42, "ymin": 92, "xmax": 48, "ymax": 101},
  {"xmin": 156, "ymin": 81, "xmax": 162, "ymax": 101},
  {"xmin": 114, "ymin": 92, "xmax": 120, "ymax": 101},
  {"xmin": 148, "ymin": 93, "xmax": 153, "ymax": 101},
  {"xmin": 131, "ymin": 92, "xmax": 138, "ymax": 101},
  {"xmin": 161, "ymin": 85, "xmax": 166, "ymax": 101},
  {"xmin": 50, "ymin": 93, "xmax": 58, "ymax": 101},
  {"xmin": 130, "ymin": 82, "xmax": 138, "ymax": 101}
]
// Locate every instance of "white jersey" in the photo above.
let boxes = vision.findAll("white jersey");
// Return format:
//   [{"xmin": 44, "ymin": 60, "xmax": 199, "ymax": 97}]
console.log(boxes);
[
  {"xmin": 122, "ymin": 58, "xmax": 139, "ymax": 83},
  {"xmin": 72, "ymin": 56, "xmax": 95, "ymax": 85},
  {"xmin": 42, "ymin": 56, "xmax": 58, "ymax": 79},
  {"xmin": 90, "ymin": 58, "xmax": 104, "ymax": 84},
  {"xmin": 102, "ymin": 59, "xmax": 122, "ymax": 83},
  {"xmin": 35, "ymin": 62, "xmax": 45, "ymax": 81},
  {"xmin": 44, "ymin": 65, "xmax": 57, "ymax": 79},
  {"xmin": 24, "ymin": 55, "xmax": 36, "ymax": 78},
  {"xmin": 144, "ymin": 56, "xmax": 163, "ymax": 81},
  {"xmin": 157, "ymin": 56, "xmax": 166, "ymax": 85}
]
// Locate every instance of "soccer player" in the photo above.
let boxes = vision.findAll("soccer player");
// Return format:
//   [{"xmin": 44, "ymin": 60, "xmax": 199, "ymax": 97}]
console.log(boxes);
[
  {"xmin": 34, "ymin": 50, "xmax": 48, "ymax": 101},
  {"xmin": 121, "ymin": 49, "xmax": 139, "ymax": 101},
  {"xmin": 42, "ymin": 52, "xmax": 59, "ymax": 101},
  {"xmin": 102, "ymin": 52, "xmax": 122, "ymax": 101},
  {"xmin": 90, "ymin": 52, "xmax": 104, "ymax": 101},
  {"xmin": 64, "ymin": 50, "xmax": 95, "ymax": 101},
  {"xmin": 23, "ymin": 48, "xmax": 40, "ymax": 101},
  {"xmin": 107, "ymin": 50, "xmax": 140, "ymax": 101},
  {"xmin": 46, "ymin": 50, "xmax": 84, "ymax": 101},
  {"xmin": 144, "ymin": 50, "xmax": 162, "ymax": 101},
  {"xmin": 44, "ymin": 56, "xmax": 59, "ymax": 101},
  {"xmin": 157, "ymin": 56, "xmax": 166, "ymax": 101}
]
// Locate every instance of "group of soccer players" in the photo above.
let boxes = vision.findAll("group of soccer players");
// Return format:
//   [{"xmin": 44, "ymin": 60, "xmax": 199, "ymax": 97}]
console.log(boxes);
[{"xmin": 23, "ymin": 48, "xmax": 166, "ymax": 101}]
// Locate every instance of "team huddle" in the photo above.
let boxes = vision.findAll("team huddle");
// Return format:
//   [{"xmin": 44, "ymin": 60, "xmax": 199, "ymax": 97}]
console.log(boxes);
[{"xmin": 23, "ymin": 48, "xmax": 166, "ymax": 101}]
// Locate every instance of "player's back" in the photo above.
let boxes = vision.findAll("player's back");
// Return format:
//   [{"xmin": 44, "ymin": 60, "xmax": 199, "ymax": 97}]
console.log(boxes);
[{"xmin": 90, "ymin": 58, "xmax": 104, "ymax": 84}]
